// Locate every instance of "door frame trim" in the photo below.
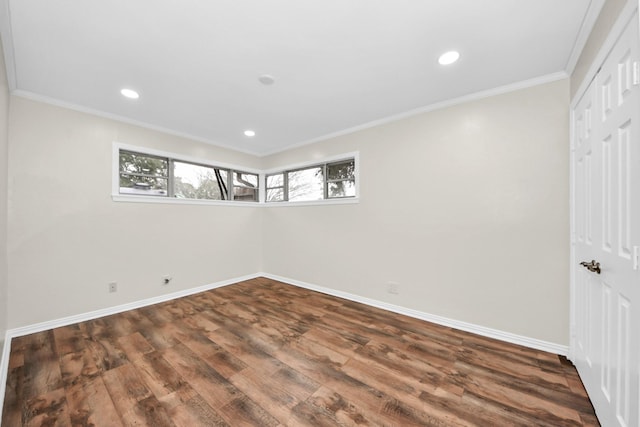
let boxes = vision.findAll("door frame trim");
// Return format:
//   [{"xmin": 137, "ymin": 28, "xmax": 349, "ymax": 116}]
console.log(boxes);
[{"xmin": 568, "ymin": 0, "xmax": 639, "ymax": 362}]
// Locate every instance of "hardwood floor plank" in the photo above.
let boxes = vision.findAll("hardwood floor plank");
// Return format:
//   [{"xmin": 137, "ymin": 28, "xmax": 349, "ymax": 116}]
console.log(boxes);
[
  {"xmin": 83, "ymin": 325, "xmax": 130, "ymax": 374},
  {"xmin": 229, "ymin": 365, "xmax": 319, "ymax": 424},
  {"xmin": 117, "ymin": 332, "xmax": 155, "ymax": 362},
  {"xmin": 53, "ymin": 324, "xmax": 86, "ymax": 357},
  {"xmin": 454, "ymin": 362, "xmax": 583, "ymax": 426},
  {"xmin": 138, "ymin": 322, "xmax": 181, "ymax": 351},
  {"xmin": 302, "ymin": 386, "xmax": 373, "ymax": 427},
  {"xmin": 23, "ymin": 388, "xmax": 70, "ymax": 427},
  {"xmin": 421, "ymin": 387, "xmax": 548, "ymax": 427},
  {"xmin": 217, "ymin": 396, "xmax": 280, "ymax": 427},
  {"xmin": 7, "ymin": 335, "xmax": 28, "ymax": 370},
  {"xmin": 353, "ymin": 340, "xmax": 451, "ymax": 391},
  {"xmin": 229, "ymin": 369, "xmax": 298, "ymax": 424},
  {"xmin": 132, "ymin": 351, "xmax": 187, "ymax": 399},
  {"xmin": 59, "ymin": 348, "xmax": 100, "ymax": 387},
  {"xmin": 341, "ymin": 357, "xmax": 427, "ymax": 398},
  {"xmin": 102, "ymin": 364, "xmax": 153, "ymax": 426},
  {"xmin": 288, "ymin": 335, "xmax": 350, "ymax": 365},
  {"xmin": 179, "ymin": 312, "xmax": 222, "ymax": 334},
  {"xmin": 274, "ymin": 340, "xmax": 465, "ymax": 426},
  {"xmin": 158, "ymin": 389, "xmax": 229, "ymax": 427},
  {"xmin": 160, "ymin": 320, "xmax": 248, "ymax": 379},
  {"xmin": 205, "ymin": 327, "xmax": 285, "ymax": 376},
  {"xmin": 1, "ymin": 365, "xmax": 24, "ymax": 426},
  {"xmin": 135, "ymin": 395, "xmax": 176, "ymax": 427},
  {"xmin": 83, "ymin": 316, "xmax": 135, "ymax": 343},
  {"xmin": 2, "ymin": 278, "xmax": 600, "ymax": 426},
  {"xmin": 290, "ymin": 399, "xmax": 351, "ymax": 427},
  {"xmin": 22, "ymin": 330, "xmax": 64, "ymax": 397},
  {"xmin": 65, "ymin": 376, "xmax": 123, "ymax": 427},
  {"xmin": 270, "ymin": 365, "xmax": 320, "ymax": 402},
  {"xmin": 458, "ymin": 388, "xmax": 583, "ymax": 427},
  {"xmin": 458, "ymin": 341, "xmax": 567, "ymax": 388},
  {"xmin": 161, "ymin": 344, "xmax": 242, "ymax": 409},
  {"xmin": 301, "ymin": 325, "xmax": 365, "ymax": 357}
]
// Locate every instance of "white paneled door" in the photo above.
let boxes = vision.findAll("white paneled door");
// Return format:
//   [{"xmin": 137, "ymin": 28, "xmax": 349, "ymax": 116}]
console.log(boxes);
[{"xmin": 572, "ymin": 12, "xmax": 640, "ymax": 427}]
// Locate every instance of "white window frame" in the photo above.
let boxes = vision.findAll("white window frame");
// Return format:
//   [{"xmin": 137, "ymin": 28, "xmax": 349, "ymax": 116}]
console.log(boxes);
[
  {"xmin": 112, "ymin": 142, "xmax": 261, "ymax": 206},
  {"xmin": 113, "ymin": 142, "xmax": 359, "ymax": 207},
  {"xmin": 263, "ymin": 151, "xmax": 360, "ymax": 207}
]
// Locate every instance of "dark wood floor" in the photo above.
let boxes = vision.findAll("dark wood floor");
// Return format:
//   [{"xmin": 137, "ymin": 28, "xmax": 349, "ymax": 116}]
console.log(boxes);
[{"xmin": 2, "ymin": 277, "xmax": 599, "ymax": 426}]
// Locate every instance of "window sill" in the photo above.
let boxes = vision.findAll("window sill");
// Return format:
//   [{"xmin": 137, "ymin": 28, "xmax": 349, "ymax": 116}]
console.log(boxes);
[
  {"xmin": 263, "ymin": 198, "xmax": 359, "ymax": 207},
  {"xmin": 112, "ymin": 194, "xmax": 260, "ymax": 207},
  {"xmin": 112, "ymin": 194, "xmax": 359, "ymax": 207}
]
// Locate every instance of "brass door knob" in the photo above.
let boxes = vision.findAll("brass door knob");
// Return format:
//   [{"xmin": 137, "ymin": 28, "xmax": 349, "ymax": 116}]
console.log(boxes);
[{"xmin": 580, "ymin": 260, "xmax": 601, "ymax": 274}]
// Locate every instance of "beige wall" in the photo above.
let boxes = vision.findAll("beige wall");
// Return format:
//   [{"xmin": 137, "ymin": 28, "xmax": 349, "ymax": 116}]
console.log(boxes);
[
  {"xmin": 571, "ymin": 0, "xmax": 628, "ymax": 98},
  {"xmin": 0, "ymin": 41, "xmax": 8, "ymax": 346},
  {"xmin": 262, "ymin": 79, "xmax": 570, "ymax": 345},
  {"xmin": 4, "ymin": 79, "xmax": 570, "ymax": 346},
  {"xmin": 7, "ymin": 97, "xmax": 262, "ymax": 328}
]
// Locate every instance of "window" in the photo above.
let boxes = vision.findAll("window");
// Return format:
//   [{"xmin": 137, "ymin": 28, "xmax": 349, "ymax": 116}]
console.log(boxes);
[
  {"xmin": 119, "ymin": 151, "xmax": 169, "ymax": 195},
  {"xmin": 115, "ymin": 144, "xmax": 357, "ymax": 205},
  {"xmin": 326, "ymin": 160, "xmax": 356, "ymax": 198},
  {"xmin": 266, "ymin": 157, "xmax": 356, "ymax": 203},
  {"xmin": 173, "ymin": 161, "xmax": 228, "ymax": 200},
  {"xmin": 117, "ymin": 148, "xmax": 258, "ymax": 202},
  {"xmin": 266, "ymin": 173, "xmax": 285, "ymax": 202},
  {"xmin": 288, "ymin": 166, "xmax": 324, "ymax": 201},
  {"xmin": 233, "ymin": 172, "xmax": 259, "ymax": 201}
]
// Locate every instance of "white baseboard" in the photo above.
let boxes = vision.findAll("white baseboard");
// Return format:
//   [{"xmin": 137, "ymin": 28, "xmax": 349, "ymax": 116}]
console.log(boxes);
[
  {"xmin": 6, "ymin": 273, "xmax": 260, "ymax": 339},
  {"xmin": 0, "ymin": 331, "xmax": 10, "ymax": 421},
  {"xmin": 261, "ymin": 273, "xmax": 569, "ymax": 356}
]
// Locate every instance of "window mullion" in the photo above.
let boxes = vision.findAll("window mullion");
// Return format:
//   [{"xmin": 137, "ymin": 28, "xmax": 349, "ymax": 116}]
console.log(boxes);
[
  {"xmin": 284, "ymin": 172, "xmax": 289, "ymax": 201},
  {"xmin": 323, "ymin": 164, "xmax": 328, "ymax": 199},
  {"xmin": 168, "ymin": 159, "xmax": 175, "ymax": 198}
]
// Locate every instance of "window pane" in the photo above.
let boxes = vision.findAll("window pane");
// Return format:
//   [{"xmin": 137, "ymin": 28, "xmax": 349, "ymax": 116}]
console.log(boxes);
[
  {"xmin": 233, "ymin": 172, "xmax": 258, "ymax": 201},
  {"xmin": 174, "ymin": 161, "xmax": 228, "ymax": 200},
  {"xmin": 120, "ymin": 151, "xmax": 167, "ymax": 177},
  {"xmin": 327, "ymin": 160, "xmax": 355, "ymax": 180},
  {"xmin": 119, "ymin": 176, "xmax": 168, "ymax": 195},
  {"xmin": 234, "ymin": 172, "xmax": 258, "ymax": 187},
  {"xmin": 266, "ymin": 173, "xmax": 284, "ymax": 188},
  {"xmin": 233, "ymin": 187, "xmax": 258, "ymax": 201},
  {"xmin": 119, "ymin": 151, "xmax": 169, "ymax": 195},
  {"xmin": 328, "ymin": 180, "xmax": 356, "ymax": 198},
  {"xmin": 267, "ymin": 188, "xmax": 284, "ymax": 202},
  {"xmin": 288, "ymin": 167, "xmax": 323, "ymax": 201}
]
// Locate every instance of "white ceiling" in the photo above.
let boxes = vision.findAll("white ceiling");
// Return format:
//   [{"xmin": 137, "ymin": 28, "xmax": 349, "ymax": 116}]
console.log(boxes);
[{"xmin": 1, "ymin": 0, "xmax": 602, "ymax": 156}]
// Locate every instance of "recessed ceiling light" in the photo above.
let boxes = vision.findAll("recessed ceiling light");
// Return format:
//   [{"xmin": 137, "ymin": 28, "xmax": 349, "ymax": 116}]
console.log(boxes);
[
  {"xmin": 438, "ymin": 51, "xmax": 460, "ymax": 65},
  {"xmin": 258, "ymin": 74, "xmax": 275, "ymax": 85},
  {"xmin": 244, "ymin": 130, "xmax": 256, "ymax": 137},
  {"xmin": 120, "ymin": 88, "xmax": 139, "ymax": 99}
]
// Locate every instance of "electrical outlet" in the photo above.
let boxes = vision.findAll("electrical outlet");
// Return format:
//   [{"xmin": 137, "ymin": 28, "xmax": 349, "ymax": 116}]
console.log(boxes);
[
  {"xmin": 387, "ymin": 281, "xmax": 399, "ymax": 294},
  {"xmin": 163, "ymin": 276, "xmax": 172, "ymax": 285},
  {"xmin": 108, "ymin": 282, "xmax": 117, "ymax": 293}
]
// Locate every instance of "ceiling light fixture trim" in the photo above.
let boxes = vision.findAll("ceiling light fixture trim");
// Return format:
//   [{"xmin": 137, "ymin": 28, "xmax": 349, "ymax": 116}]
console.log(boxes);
[
  {"xmin": 258, "ymin": 74, "xmax": 275, "ymax": 85},
  {"xmin": 438, "ymin": 51, "xmax": 460, "ymax": 65},
  {"xmin": 120, "ymin": 88, "xmax": 140, "ymax": 99}
]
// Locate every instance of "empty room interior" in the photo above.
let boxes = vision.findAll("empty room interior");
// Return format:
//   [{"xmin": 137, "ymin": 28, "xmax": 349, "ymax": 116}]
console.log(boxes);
[{"xmin": 0, "ymin": 0, "xmax": 639, "ymax": 425}]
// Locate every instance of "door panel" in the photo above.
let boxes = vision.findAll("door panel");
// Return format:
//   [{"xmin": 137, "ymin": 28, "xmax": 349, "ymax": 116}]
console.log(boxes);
[{"xmin": 572, "ymin": 12, "xmax": 640, "ymax": 427}]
